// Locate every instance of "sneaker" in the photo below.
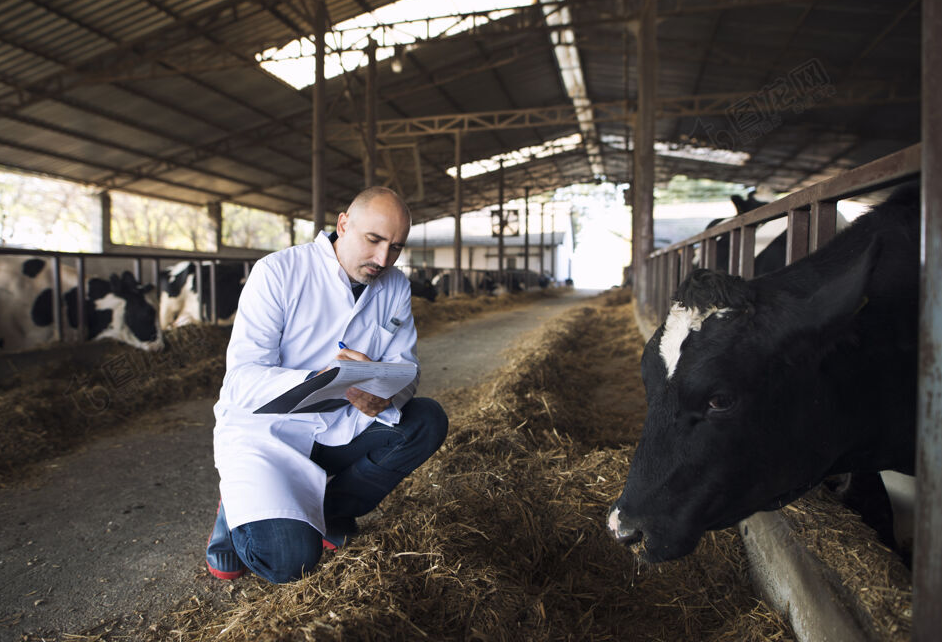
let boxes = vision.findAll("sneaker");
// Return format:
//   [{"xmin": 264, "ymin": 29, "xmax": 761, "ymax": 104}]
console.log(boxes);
[
  {"xmin": 322, "ymin": 515, "xmax": 359, "ymax": 550},
  {"xmin": 205, "ymin": 500, "xmax": 246, "ymax": 580}
]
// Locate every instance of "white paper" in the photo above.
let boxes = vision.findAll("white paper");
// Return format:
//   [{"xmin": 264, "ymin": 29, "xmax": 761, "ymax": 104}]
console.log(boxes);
[{"xmin": 293, "ymin": 360, "xmax": 417, "ymax": 411}]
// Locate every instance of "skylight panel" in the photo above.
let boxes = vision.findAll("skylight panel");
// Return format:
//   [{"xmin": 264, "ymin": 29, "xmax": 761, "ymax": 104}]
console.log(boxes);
[
  {"xmin": 446, "ymin": 133, "xmax": 583, "ymax": 179},
  {"xmin": 256, "ymin": 0, "xmax": 531, "ymax": 89}
]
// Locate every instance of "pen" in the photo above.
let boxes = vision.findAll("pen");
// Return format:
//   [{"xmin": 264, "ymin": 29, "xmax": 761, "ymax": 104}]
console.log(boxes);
[{"xmin": 338, "ymin": 341, "xmax": 348, "ymax": 350}]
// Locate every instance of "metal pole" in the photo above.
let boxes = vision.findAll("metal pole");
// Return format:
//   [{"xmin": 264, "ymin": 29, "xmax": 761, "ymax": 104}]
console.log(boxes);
[
  {"xmin": 498, "ymin": 158, "xmax": 505, "ymax": 284},
  {"xmin": 524, "ymin": 186, "xmax": 530, "ymax": 288},
  {"xmin": 454, "ymin": 132, "xmax": 463, "ymax": 297},
  {"xmin": 364, "ymin": 37, "xmax": 378, "ymax": 188},
  {"xmin": 208, "ymin": 202, "xmax": 223, "ymax": 250},
  {"xmin": 540, "ymin": 201, "xmax": 545, "ymax": 277},
  {"xmin": 914, "ymin": 0, "xmax": 942, "ymax": 637},
  {"xmin": 632, "ymin": 0, "xmax": 656, "ymax": 315},
  {"xmin": 311, "ymin": 0, "xmax": 326, "ymax": 233},
  {"xmin": 100, "ymin": 191, "xmax": 112, "ymax": 252},
  {"xmin": 551, "ymin": 206, "xmax": 556, "ymax": 281}
]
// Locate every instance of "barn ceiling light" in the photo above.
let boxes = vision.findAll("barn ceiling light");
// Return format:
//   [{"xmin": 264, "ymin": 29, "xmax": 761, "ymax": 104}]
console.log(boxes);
[{"xmin": 256, "ymin": 0, "xmax": 527, "ymax": 89}]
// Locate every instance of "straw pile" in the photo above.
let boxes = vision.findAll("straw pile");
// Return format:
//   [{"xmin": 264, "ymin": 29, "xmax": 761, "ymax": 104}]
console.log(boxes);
[
  {"xmin": 0, "ymin": 289, "xmax": 557, "ymax": 485},
  {"xmin": 411, "ymin": 289, "xmax": 565, "ymax": 336},
  {"xmin": 139, "ymin": 290, "xmax": 793, "ymax": 641},
  {"xmin": 782, "ymin": 488, "xmax": 912, "ymax": 640},
  {"xmin": 0, "ymin": 323, "xmax": 230, "ymax": 484}
]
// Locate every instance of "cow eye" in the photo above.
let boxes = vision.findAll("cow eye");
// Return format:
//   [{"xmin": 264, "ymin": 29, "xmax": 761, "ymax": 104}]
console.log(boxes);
[{"xmin": 707, "ymin": 393, "xmax": 735, "ymax": 413}]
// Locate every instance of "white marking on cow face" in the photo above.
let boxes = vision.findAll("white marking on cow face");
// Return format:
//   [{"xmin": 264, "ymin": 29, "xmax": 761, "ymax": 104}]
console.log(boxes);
[
  {"xmin": 94, "ymin": 294, "xmax": 164, "ymax": 352},
  {"xmin": 659, "ymin": 303, "xmax": 728, "ymax": 379},
  {"xmin": 608, "ymin": 505, "xmax": 622, "ymax": 535}
]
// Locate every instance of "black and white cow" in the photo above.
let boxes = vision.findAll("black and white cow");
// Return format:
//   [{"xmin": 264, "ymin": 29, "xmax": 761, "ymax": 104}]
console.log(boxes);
[
  {"xmin": 158, "ymin": 261, "xmax": 246, "ymax": 329},
  {"xmin": 0, "ymin": 256, "xmax": 164, "ymax": 353},
  {"xmin": 608, "ymin": 184, "xmax": 919, "ymax": 562},
  {"xmin": 410, "ymin": 277, "xmax": 437, "ymax": 302}
]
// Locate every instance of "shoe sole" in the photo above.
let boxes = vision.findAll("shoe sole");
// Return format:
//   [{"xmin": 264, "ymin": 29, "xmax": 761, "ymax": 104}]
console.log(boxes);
[{"xmin": 206, "ymin": 499, "xmax": 246, "ymax": 580}]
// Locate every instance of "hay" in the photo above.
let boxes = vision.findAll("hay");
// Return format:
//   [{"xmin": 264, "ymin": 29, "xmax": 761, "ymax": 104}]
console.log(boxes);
[
  {"xmin": 137, "ymin": 291, "xmax": 793, "ymax": 642},
  {"xmin": 0, "ymin": 289, "xmax": 556, "ymax": 485},
  {"xmin": 781, "ymin": 489, "xmax": 912, "ymax": 640},
  {"xmin": 0, "ymin": 324, "xmax": 230, "ymax": 485},
  {"xmin": 412, "ymin": 289, "xmax": 565, "ymax": 337}
]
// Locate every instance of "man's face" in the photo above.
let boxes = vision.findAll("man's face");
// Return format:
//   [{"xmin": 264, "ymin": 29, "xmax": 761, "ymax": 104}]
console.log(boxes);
[{"xmin": 334, "ymin": 195, "xmax": 410, "ymax": 284}]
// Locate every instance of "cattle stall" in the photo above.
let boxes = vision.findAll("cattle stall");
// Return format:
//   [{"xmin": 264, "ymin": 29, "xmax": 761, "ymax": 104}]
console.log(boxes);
[
  {"xmin": 0, "ymin": 247, "xmax": 260, "ymax": 348},
  {"xmin": 635, "ymin": 139, "xmax": 935, "ymax": 640}
]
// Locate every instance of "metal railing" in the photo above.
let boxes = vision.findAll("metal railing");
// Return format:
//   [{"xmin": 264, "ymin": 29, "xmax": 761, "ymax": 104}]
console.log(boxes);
[
  {"xmin": 643, "ymin": 143, "xmax": 921, "ymax": 324},
  {"xmin": 400, "ymin": 264, "xmax": 552, "ymax": 295},
  {"xmin": 0, "ymin": 247, "xmax": 261, "ymax": 344}
]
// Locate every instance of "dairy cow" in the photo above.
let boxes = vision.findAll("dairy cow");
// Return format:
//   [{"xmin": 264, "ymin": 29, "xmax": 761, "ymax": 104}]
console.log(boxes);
[
  {"xmin": 0, "ymin": 256, "xmax": 163, "ymax": 353},
  {"xmin": 608, "ymin": 184, "xmax": 919, "ymax": 562},
  {"xmin": 158, "ymin": 260, "xmax": 246, "ymax": 329},
  {"xmin": 708, "ymin": 192, "xmax": 786, "ymax": 278}
]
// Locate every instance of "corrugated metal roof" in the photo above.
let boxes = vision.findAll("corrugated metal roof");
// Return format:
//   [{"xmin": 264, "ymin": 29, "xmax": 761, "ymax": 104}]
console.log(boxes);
[{"xmin": 0, "ymin": 0, "xmax": 922, "ymax": 225}]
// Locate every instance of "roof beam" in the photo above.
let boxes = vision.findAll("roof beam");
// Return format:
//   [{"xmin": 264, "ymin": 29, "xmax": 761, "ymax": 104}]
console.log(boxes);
[{"xmin": 327, "ymin": 82, "xmax": 918, "ymax": 140}]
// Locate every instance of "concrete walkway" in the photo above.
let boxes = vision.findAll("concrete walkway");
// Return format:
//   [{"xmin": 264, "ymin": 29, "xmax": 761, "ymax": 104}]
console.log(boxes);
[{"xmin": 0, "ymin": 289, "xmax": 597, "ymax": 641}]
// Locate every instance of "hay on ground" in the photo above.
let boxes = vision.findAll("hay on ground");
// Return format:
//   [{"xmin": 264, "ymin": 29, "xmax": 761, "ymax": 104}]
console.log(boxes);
[{"xmin": 139, "ymin": 291, "xmax": 793, "ymax": 642}]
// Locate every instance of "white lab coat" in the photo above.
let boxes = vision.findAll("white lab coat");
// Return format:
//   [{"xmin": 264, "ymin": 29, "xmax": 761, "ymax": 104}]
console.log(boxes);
[{"xmin": 213, "ymin": 232, "xmax": 419, "ymax": 535}]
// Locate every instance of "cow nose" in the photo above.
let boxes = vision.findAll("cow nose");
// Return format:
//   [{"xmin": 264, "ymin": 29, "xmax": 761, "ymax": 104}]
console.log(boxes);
[{"xmin": 607, "ymin": 505, "xmax": 643, "ymax": 545}]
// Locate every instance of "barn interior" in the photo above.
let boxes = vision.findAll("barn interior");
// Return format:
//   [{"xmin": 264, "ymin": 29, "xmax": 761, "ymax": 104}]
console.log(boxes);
[{"xmin": 0, "ymin": 0, "xmax": 936, "ymax": 640}]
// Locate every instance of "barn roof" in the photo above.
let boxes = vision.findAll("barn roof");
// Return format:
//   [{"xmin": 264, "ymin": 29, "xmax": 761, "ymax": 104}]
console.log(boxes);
[{"xmin": 0, "ymin": 0, "xmax": 921, "ymax": 225}]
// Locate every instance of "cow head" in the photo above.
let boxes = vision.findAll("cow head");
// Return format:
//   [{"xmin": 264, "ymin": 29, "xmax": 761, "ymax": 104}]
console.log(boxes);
[
  {"xmin": 609, "ymin": 238, "xmax": 883, "ymax": 562},
  {"xmin": 87, "ymin": 271, "xmax": 164, "ymax": 352}
]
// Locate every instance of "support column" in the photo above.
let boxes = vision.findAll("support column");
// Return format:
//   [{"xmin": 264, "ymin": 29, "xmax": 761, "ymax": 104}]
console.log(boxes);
[
  {"xmin": 453, "ymin": 132, "xmax": 463, "ymax": 297},
  {"xmin": 524, "ymin": 186, "xmax": 530, "ymax": 288},
  {"xmin": 364, "ymin": 37, "xmax": 378, "ymax": 188},
  {"xmin": 914, "ymin": 0, "xmax": 942, "ymax": 637},
  {"xmin": 100, "ymin": 191, "xmax": 113, "ymax": 252},
  {"xmin": 287, "ymin": 216, "xmax": 296, "ymax": 247},
  {"xmin": 631, "ymin": 0, "xmax": 657, "ymax": 315},
  {"xmin": 311, "ymin": 0, "xmax": 327, "ymax": 233},
  {"xmin": 540, "ymin": 201, "xmax": 545, "ymax": 277},
  {"xmin": 498, "ymin": 159, "xmax": 505, "ymax": 285},
  {"xmin": 207, "ymin": 202, "xmax": 223, "ymax": 252},
  {"xmin": 550, "ymin": 206, "xmax": 556, "ymax": 281}
]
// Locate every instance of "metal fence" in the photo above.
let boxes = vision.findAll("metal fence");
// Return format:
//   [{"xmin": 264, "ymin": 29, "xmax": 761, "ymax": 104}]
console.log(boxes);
[
  {"xmin": 400, "ymin": 264, "xmax": 552, "ymax": 295},
  {"xmin": 0, "ymin": 247, "xmax": 260, "ymax": 343},
  {"xmin": 643, "ymin": 143, "xmax": 921, "ymax": 324}
]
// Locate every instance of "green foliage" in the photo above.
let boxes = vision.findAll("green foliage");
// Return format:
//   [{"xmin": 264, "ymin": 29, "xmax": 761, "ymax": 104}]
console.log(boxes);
[
  {"xmin": 0, "ymin": 169, "xmax": 97, "ymax": 251},
  {"xmin": 654, "ymin": 175, "xmax": 748, "ymax": 204},
  {"xmin": 111, "ymin": 191, "xmax": 216, "ymax": 251},
  {"xmin": 222, "ymin": 203, "xmax": 290, "ymax": 250}
]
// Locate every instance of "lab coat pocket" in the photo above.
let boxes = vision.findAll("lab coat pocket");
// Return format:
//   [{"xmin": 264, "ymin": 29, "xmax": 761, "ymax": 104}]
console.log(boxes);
[{"xmin": 368, "ymin": 322, "xmax": 396, "ymax": 359}]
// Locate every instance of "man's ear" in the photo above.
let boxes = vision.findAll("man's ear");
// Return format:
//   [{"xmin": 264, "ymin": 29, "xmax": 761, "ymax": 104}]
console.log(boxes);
[{"xmin": 336, "ymin": 211, "xmax": 349, "ymax": 237}]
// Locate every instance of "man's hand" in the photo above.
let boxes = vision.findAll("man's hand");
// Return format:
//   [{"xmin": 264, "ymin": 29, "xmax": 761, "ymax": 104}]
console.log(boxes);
[
  {"xmin": 345, "ymin": 387, "xmax": 391, "ymax": 417},
  {"xmin": 335, "ymin": 346, "xmax": 391, "ymax": 416}
]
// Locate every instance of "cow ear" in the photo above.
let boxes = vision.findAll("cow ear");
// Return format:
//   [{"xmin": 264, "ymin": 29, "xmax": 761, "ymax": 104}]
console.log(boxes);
[
  {"xmin": 109, "ymin": 274, "xmax": 121, "ymax": 292},
  {"xmin": 141, "ymin": 283, "xmax": 154, "ymax": 294},
  {"xmin": 772, "ymin": 237, "xmax": 882, "ymax": 341}
]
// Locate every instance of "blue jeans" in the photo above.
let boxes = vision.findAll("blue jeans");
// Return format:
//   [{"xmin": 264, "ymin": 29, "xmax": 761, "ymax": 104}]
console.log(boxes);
[{"xmin": 230, "ymin": 397, "xmax": 448, "ymax": 583}]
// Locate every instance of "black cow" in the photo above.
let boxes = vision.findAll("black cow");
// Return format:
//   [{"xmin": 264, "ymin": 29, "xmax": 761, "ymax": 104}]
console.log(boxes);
[
  {"xmin": 410, "ymin": 278, "xmax": 437, "ymax": 302},
  {"xmin": 158, "ymin": 260, "xmax": 246, "ymax": 329},
  {"xmin": 608, "ymin": 184, "xmax": 919, "ymax": 562},
  {"xmin": 0, "ymin": 257, "xmax": 163, "ymax": 353},
  {"xmin": 431, "ymin": 272, "xmax": 475, "ymax": 296},
  {"xmin": 708, "ymin": 192, "xmax": 786, "ymax": 278}
]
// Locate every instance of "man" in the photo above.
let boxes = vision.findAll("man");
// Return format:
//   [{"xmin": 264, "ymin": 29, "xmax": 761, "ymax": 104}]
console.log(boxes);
[{"xmin": 205, "ymin": 186, "xmax": 448, "ymax": 583}]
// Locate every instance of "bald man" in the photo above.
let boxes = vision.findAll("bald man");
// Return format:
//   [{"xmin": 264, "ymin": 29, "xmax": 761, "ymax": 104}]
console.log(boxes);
[{"xmin": 205, "ymin": 186, "xmax": 448, "ymax": 583}]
